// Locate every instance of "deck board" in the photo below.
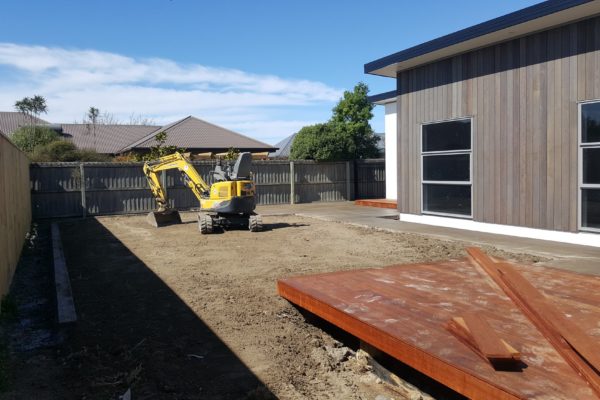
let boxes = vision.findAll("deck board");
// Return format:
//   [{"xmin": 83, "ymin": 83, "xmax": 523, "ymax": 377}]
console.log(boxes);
[
  {"xmin": 354, "ymin": 199, "xmax": 398, "ymax": 209},
  {"xmin": 277, "ymin": 259, "xmax": 600, "ymax": 400}
]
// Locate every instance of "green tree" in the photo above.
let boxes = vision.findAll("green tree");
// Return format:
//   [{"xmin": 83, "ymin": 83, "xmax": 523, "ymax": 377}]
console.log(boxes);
[
  {"xmin": 10, "ymin": 126, "xmax": 59, "ymax": 153},
  {"xmin": 14, "ymin": 95, "xmax": 49, "ymax": 150},
  {"xmin": 290, "ymin": 82, "xmax": 379, "ymax": 161},
  {"xmin": 223, "ymin": 147, "xmax": 240, "ymax": 160}
]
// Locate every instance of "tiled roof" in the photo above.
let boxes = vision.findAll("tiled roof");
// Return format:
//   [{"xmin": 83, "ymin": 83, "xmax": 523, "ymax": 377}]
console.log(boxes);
[
  {"xmin": 0, "ymin": 112, "xmax": 49, "ymax": 135},
  {"xmin": 60, "ymin": 124, "xmax": 159, "ymax": 154},
  {"xmin": 121, "ymin": 116, "xmax": 275, "ymax": 153}
]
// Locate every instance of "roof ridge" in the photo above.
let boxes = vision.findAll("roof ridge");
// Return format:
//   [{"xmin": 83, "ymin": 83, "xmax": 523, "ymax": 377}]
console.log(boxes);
[
  {"xmin": 185, "ymin": 116, "xmax": 274, "ymax": 149},
  {"xmin": 116, "ymin": 116, "xmax": 193, "ymax": 152}
]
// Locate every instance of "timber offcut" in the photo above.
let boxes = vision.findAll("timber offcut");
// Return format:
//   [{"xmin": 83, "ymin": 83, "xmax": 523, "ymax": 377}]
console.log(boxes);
[
  {"xmin": 277, "ymin": 251, "xmax": 600, "ymax": 400},
  {"xmin": 354, "ymin": 199, "xmax": 397, "ymax": 209}
]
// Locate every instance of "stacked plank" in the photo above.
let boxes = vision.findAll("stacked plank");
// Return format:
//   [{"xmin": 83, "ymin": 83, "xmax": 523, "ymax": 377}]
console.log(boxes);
[{"xmin": 278, "ymin": 248, "xmax": 600, "ymax": 400}]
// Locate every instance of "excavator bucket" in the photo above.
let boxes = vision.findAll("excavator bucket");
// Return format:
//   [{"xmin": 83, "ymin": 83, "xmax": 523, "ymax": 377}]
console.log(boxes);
[{"xmin": 146, "ymin": 209, "xmax": 182, "ymax": 227}]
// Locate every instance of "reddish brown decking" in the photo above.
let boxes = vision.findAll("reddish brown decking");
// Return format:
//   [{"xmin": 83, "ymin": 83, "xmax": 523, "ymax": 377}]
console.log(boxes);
[
  {"xmin": 277, "ymin": 258, "xmax": 600, "ymax": 400},
  {"xmin": 354, "ymin": 198, "xmax": 397, "ymax": 209}
]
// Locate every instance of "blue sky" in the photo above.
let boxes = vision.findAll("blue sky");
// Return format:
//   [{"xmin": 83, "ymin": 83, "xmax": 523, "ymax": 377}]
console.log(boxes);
[{"xmin": 0, "ymin": 0, "xmax": 539, "ymax": 145}]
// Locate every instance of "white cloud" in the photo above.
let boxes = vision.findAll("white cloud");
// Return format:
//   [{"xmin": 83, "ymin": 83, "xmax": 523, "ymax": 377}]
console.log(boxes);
[{"xmin": 0, "ymin": 43, "xmax": 342, "ymax": 143}]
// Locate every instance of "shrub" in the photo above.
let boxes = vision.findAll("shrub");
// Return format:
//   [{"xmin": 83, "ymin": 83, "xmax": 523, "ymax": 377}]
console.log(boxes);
[{"xmin": 10, "ymin": 126, "xmax": 59, "ymax": 153}]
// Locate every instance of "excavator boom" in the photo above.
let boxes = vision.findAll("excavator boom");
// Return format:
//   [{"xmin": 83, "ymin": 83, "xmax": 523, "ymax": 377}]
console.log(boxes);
[
  {"xmin": 143, "ymin": 152, "xmax": 210, "ymax": 226},
  {"xmin": 142, "ymin": 151, "xmax": 261, "ymax": 232}
]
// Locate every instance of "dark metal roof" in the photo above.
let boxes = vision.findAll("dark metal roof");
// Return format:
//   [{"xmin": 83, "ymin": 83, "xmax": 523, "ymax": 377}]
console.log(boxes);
[
  {"xmin": 0, "ymin": 112, "xmax": 49, "ymax": 135},
  {"xmin": 120, "ymin": 116, "xmax": 276, "ymax": 153},
  {"xmin": 269, "ymin": 133, "xmax": 297, "ymax": 158},
  {"xmin": 364, "ymin": 0, "xmax": 595, "ymax": 76},
  {"xmin": 60, "ymin": 124, "xmax": 159, "ymax": 154}
]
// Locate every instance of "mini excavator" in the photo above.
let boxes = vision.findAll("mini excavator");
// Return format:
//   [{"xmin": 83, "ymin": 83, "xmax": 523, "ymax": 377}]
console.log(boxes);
[{"xmin": 143, "ymin": 152, "xmax": 262, "ymax": 233}]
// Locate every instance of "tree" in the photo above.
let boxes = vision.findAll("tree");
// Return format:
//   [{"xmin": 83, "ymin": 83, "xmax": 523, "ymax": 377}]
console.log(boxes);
[
  {"xmin": 87, "ymin": 107, "xmax": 100, "ymax": 149},
  {"xmin": 289, "ymin": 123, "xmax": 354, "ymax": 161},
  {"xmin": 330, "ymin": 82, "xmax": 380, "ymax": 159},
  {"xmin": 290, "ymin": 82, "xmax": 379, "ymax": 161},
  {"xmin": 14, "ymin": 95, "xmax": 48, "ymax": 149},
  {"xmin": 223, "ymin": 147, "xmax": 240, "ymax": 160},
  {"xmin": 10, "ymin": 126, "xmax": 59, "ymax": 153}
]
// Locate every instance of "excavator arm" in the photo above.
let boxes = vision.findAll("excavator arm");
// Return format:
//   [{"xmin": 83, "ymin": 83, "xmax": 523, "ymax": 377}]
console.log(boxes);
[{"xmin": 143, "ymin": 152, "xmax": 210, "ymax": 212}]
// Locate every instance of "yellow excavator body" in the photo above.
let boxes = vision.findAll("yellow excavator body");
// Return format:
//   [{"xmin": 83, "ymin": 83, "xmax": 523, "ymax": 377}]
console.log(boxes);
[{"xmin": 143, "ymin": 152, "xmax": 262, "ymax": 233}]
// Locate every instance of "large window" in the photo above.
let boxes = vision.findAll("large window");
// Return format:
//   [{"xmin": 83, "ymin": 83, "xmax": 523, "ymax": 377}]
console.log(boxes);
[
  {"xmin": 421, "ymin": 119, "xmax": 472, "ymax": 217},
  {"xmin": 580, "ymin": 101, "xmax": 600, "ymax": 232}
]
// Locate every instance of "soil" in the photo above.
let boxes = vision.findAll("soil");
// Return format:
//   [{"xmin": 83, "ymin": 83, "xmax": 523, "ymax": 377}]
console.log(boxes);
[{"xmin": 0, "ymin": 213, "xmax": 549, "ymax": 400}]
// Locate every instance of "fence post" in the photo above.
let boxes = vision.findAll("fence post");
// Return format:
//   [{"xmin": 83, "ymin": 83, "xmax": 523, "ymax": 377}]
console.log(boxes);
[
  {"xmin": 289, "ymin": 161, "xmax": 295, "ymax": 205},
  {"xmin": 79, "ymin": 163, "xmax": 87, "ymax": 218},
  {"xmin": 346, "ymin": 161, "xmax": 351, "ymax": 201}
]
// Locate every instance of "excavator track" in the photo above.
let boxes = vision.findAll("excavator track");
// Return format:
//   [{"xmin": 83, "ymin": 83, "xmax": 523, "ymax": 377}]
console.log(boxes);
[{"xmin": 248, "ymin": 214, "xmax": 263, "ymax": 232}]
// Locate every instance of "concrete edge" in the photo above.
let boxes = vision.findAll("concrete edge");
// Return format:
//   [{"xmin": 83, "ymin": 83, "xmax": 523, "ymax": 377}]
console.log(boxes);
[
  {"xmin": 291, "ymin": 213, "xmax": 596, "ymax": 264},
  {"xmin": 51, "ymin": 222, "xmax": 77, "ymax": 324}
]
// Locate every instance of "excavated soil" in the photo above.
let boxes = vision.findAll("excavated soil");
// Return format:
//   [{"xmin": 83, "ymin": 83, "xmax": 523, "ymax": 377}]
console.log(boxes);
[{"xmin": 0, "ymin": 213, "xmax": 548, "ymax": 400}]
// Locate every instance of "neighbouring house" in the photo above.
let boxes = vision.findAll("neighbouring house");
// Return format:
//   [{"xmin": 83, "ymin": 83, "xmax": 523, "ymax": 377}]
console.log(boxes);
[
  {"xmin": 0, "ymin": 114, "xmax": 276, "ymax": 156},
  {"xmin": 119, "ymin": 116, "xmax": 275, "ymax": 155},
  {"xmin": 60, "ymin": 124, "xmax": 160, "ymax": 154},
  {"xmin": 0, "ymin": 111, "xmax": 49, "ymax": 136},
  {"xmin": 366, "ymin": 0, "xmax": 600, "ymax": 246},
  {"xmin": 269, "ymin": 133, "xmax": 296, "ymax": 159}
]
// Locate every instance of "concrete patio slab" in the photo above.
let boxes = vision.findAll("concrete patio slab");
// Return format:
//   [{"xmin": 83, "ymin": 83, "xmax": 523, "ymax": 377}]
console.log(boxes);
[{"xmin": 256, "ymin": 202, "xmax": 600, "ymax": 275}]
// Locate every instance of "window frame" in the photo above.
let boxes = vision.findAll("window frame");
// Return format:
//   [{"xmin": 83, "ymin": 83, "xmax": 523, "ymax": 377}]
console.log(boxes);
[
  {"xmin": 420, "ymin": 117, "xmax": 473, "ymax": 219},
  {"xmin": 578, "ymin": 100, "xmax": 600, "ymax": 233}
]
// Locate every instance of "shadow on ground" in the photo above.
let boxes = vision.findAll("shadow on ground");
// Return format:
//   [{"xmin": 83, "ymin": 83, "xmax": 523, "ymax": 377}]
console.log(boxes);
[{"xmin": 1, "ymin": 218, "xmax": 275, "ymax": 400}]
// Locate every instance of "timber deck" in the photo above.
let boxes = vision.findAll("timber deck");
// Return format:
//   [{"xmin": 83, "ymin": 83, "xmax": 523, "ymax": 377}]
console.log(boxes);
[
  {"xmin": 354, "ymin": 198, "xmax": 397, "ymax": 209},
  {"xmin": 277, "ymin": 257, "xmax": 600, "ymax": 400}
]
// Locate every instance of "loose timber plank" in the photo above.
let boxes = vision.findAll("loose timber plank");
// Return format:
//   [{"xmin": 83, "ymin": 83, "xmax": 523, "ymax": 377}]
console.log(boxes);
[
  {"xmin": 448, "ymin": 314, "xmax": 520, "ymax": 364},
  {"xmin": 52, "ymin": 222, "xmax": 77, "ymax": 323},
  {"xmin": 447, "ymin": 317, "xmax": 520, "ymax": 367},
  {"xmin": 466, "ymin": 247, "xmax": 600, "ymax": 397}
]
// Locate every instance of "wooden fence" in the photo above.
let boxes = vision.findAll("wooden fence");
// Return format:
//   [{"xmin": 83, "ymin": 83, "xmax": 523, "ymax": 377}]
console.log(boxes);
[
  {"xmin": 30, "ymin": 159, "xmax": 385, "ymax": 218},
  {"xmin": 0, "ymin": 134, "xmax": 31, "ymax": 300}
]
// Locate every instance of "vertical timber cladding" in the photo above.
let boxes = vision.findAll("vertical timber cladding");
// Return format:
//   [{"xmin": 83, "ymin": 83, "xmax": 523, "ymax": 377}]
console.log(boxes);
[
  {"xmin": 0, "ymin": 135, "xmax": 31, "ymax": 299},
  {"xmin": 396, "ymin": 16, "xmax": 600, "ymax": 232}
]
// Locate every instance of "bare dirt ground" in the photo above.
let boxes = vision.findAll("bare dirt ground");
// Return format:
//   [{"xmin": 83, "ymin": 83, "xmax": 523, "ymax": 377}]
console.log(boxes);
[{"xmin": 0, "ymin": 213, "xmax": 548, "ymax": 400}]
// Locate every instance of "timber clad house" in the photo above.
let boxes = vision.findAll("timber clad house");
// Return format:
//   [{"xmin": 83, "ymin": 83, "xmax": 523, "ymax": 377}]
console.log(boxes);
[{"xmin": 366, "ymin": 0, "xmax": 600, "ymax": 246}]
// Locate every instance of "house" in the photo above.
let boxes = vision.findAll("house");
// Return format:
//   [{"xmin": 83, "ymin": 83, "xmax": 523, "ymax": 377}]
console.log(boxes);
[
  {"xmin": 59, "ymin": 123, "xmax": 160, "ymax": 154},
  {"xmin": 118, "ymin": 116, "xmax": 275, "ymax": 155},
  {"xmin": 0, "ymin": 112, "xmax": 49, "ymax": 136},
  {"xmin": 269, "ymin": 133, "xmax": 296, "ymax": 159},
  {"xmin": 0, "ymin": 113, "xmax": 276, "ymax": 156},
  {"xmin": 366, "ymin": 0, "xmax": 600, "ymax": 246}
]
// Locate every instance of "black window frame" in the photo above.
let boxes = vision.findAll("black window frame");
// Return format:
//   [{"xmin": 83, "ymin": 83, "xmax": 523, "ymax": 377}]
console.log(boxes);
[
  {"xmin": 421, "ymin": 117, "xmax": 473, "ymax": 218},
  {"xmin": 579, "ymin": 101, "xmax": 600, "ymax": 233}
]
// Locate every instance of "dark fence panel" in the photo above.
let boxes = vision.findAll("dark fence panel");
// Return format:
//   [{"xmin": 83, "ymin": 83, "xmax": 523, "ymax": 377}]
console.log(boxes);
[
  {"xmin": 30, "ymin": 159, "xmax": 385, "ymax": 218},
  {"xmin": 355, "ymin": 159, "xmax": 386, "ymax": 199}
]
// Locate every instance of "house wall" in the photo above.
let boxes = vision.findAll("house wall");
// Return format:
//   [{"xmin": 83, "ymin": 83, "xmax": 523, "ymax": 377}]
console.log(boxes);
[
  {"xmin": 0, "ymin": 134, "xmax": 31, "ymax": 301},
  {"xmin": 396, "ymin": 16, "xmax": 600, "ymax": 232},
  {"xmin": 384, "ymin": 102, "xmax": 398, "ymax": 200}
]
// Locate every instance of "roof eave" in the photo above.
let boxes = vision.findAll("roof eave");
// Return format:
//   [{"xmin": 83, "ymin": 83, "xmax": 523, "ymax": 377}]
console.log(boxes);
[{"xmin": 364, "ymin": 0, "xmax": 599, "ymax": 78}]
